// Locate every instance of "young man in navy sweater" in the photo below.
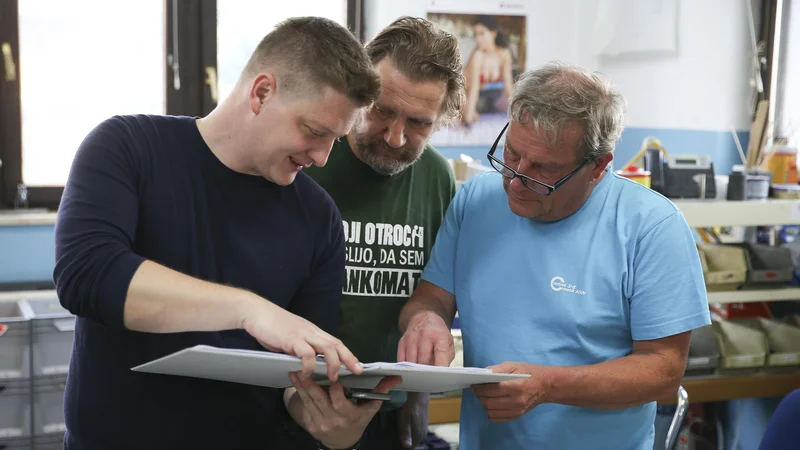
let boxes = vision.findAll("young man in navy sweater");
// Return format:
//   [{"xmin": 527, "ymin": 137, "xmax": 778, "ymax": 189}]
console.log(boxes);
[{"xmin": 53, "ymin": 17, "xmax": 395, "ymax": 450}]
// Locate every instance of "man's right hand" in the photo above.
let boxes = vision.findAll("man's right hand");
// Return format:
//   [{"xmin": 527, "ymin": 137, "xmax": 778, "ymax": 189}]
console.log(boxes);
[
  {"xmin": 397, "ymin": 310, "xmax": 454, "ymax": 366},
  {"xmin": 239, "ymin": 297, "xmax": 362, "ymax": 381}
]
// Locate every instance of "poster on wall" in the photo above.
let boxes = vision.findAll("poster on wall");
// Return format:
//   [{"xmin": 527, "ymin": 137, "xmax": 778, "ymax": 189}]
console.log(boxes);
[{"xmin": 427, "ymin": 12, "xmax": 527, "ymax": 148}]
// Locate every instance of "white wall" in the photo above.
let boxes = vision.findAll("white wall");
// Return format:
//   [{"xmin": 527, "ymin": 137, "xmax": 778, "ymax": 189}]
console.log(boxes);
[
  {"xmin": 365, "ymin": 0, "xmax": 759, "ymax": 133},
  {"xmin": 575, "ymin": 0, "xmax": 756, "ymax": 131}
]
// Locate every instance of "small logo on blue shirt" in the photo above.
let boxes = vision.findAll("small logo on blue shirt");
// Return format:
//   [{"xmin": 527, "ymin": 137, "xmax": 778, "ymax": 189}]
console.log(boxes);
[{"xmin": 550, "ymin": 276, "xmax": 586, "ymax": 295}]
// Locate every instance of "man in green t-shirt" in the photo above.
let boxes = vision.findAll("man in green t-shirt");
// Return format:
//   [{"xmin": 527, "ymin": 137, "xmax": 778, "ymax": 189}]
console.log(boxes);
[{"xmin": 305, "ymin": 16, "xmax": 466, "ymax": 450}]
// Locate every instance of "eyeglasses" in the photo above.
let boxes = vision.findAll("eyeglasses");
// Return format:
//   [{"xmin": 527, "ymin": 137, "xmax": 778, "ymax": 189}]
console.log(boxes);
[{"xmin": 487, "ymin": 122, "xmax": 592, "ymax": 196}]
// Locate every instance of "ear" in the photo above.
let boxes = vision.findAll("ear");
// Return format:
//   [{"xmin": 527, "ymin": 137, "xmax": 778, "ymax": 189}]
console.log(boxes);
[
  {"xmin": 249, "ymin": 73, "xmax": 277, "ymax": 115},
  {"xmin": 591, "ymin": 153, "xmax": 613, "ymax": 179}
]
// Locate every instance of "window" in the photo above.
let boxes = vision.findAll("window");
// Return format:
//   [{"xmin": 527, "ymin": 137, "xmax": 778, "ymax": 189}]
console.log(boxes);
[
  {"xmin": 0, "ymin": 0, "xmax": 362, "ymax": 210},
  {"xmin": 217, "ymin": 1, "xmax": 348, "ymax": 102},
  {"xmin": 18, "ymin": 0, "xmax": 166, "ymax": 188},
  {"xmin": 775, "ymin": 1, "xmax": 799, "ymax": 140}
]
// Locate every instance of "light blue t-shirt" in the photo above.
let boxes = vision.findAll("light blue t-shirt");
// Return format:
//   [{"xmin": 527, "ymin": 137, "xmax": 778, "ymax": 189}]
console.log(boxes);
[{"xmin": 422, "ymin": 170, "xmax": 711, "ymax": 450}]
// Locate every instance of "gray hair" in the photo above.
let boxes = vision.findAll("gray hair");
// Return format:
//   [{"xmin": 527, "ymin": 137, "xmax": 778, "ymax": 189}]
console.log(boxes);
[{"xmin": 508, "ymin": 61, "xmax": 627, "ymax": 160}]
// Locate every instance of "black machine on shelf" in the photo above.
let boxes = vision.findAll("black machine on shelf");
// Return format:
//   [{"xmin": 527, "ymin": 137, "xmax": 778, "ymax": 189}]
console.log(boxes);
[{"xmin": 645, "ymin": 149, "xmax": 717, "ymax": 199}]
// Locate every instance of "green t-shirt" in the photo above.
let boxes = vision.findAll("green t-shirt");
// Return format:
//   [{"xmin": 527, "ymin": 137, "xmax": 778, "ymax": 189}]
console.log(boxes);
[{"xmin": 306, "ymin": 139, "xmax": 455, "ymax": 367}]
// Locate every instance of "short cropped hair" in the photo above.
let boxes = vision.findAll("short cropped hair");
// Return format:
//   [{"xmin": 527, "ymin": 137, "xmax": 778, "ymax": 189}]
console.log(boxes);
[
  {"xmin": 365, "ymin": 16, "xmax": 466, "ymax": 126},
  {"xmin": 509, "ymin": 61, "xmax": 627, "ymax": 160},
  {"xmin": 243, "ymin": 16, "xmax": 381, "ymax": 107}
]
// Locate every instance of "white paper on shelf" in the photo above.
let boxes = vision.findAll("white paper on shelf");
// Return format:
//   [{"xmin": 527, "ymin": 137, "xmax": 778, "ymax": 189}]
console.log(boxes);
[
  {"xmin": 43, "ymin": 423, "xmax": 67, "ymax": 434},
  {"xmin": 0, "ymin": 369, "xmax": 23, "ymax": 379},
  {"xmin": 41, "ymin": 364, "xmax": 70, "ymax": 375},
  {"xmin": 131, "ymin": 345, "xmax": 528, "ymax": 393},
  {"xmin": 0, "ymin": 427, "xmax": 23, "ymax": 438}
]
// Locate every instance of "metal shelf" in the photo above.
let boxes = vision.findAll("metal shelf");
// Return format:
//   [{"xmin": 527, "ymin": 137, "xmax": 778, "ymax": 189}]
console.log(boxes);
[
  {"xmin": 673, "ymin": 199, "xmax": 800, "ymax": 227},
  {"xmin": 0, "ymin": 289, "xmax": 57, "ymax": 302},
  {"xmin": 707, "ymin": 288, "xmax": 800, "ymax": 304},
  {"xmin": 659, "ymin": 371, "xmax": 800, "ymax": 404}
]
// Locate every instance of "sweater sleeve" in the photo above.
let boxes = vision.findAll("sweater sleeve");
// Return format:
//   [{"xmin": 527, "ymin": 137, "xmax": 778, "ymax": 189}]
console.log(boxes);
[{"xmin": 53, "ymin": 116, "xmax": 147, "ymax": 329}]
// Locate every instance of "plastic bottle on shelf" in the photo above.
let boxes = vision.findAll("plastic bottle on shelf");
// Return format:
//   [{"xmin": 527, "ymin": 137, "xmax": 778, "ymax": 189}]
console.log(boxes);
[{"xmin": 764, "ymin": 138, "xmax": 798, "ymax": 185}]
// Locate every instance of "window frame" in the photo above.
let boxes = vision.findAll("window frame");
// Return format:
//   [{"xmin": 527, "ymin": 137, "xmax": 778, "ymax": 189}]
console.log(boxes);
[
  {"xmin": 0, "ymin": 0, "xmax": 362, "ymax": 211},
  {"xmin": 0, "ymin": 0, "xmax": 219, "ymax": 210},
  {"xmin": 0, "ymin": 0, "xmax": 23, "ymax": 209}
]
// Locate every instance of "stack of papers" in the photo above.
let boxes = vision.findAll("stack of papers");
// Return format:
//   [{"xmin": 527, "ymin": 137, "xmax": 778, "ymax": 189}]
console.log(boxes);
[{"xmin": 132, "ymin": 345, "xmax": 529, "ymax": 393}]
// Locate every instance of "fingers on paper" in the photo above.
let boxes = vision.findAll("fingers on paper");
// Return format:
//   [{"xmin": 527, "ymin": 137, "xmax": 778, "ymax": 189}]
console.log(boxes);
[
  {"xmin": 417, "ymin": 337, "xmax": 434, "ymax": 366},
  {"xmin": 396, "ymin": 338, "xmax": 408, "ymax": 363},
  {"xmin": 321, "ymin": 346, "xmax": 341, "ymax": 382},
  {"xmin": 374, "ymin": 375, "xmax": 403, "ymax": 394},
  {"xmin": 311, "ymin": 334, "xmax": 361, "ymax": 378},
  {"xmin": 487, "ymin": 362, "xmax": 516, "ymax": 373},
  {"xmin": 433, "ymin": 337, "xmax": 454, "ymax": 367},
  {"xmin": 336, "ymin": 341, "xmax": 363, "ymax": 376},
  {"xmin": 404, "ymin": 332, "xmax": 420, "ymax": 363},
  {"xmin": 293, "ymin": 341, "xmax": 318, "ymax": 380},
  {"xmin": 407, "ymin": 328, "xmax": 452, "ymax": 366},
  {"xmin": 434, "ymin": 349, "xmax": 452, "ymax": 367}
]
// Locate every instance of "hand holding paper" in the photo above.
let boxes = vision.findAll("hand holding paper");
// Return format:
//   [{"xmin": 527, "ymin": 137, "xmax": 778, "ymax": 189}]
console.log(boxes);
[
  {"xmin": 286, "ymin": 374, "xmax": 402, "ymax": 449},
  {"xmin": 240, "ymin": 299, "xmax": 362, "ymax": 381},
  {"xmin": 471, "ymin": 362, "xmax": 549, "ymax": 423}
]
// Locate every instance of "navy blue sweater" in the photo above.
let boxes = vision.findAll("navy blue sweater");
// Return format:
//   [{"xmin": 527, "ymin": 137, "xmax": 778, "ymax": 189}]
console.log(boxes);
[{"xmin": 53, "ymin": 115, "xmax": 345, "ymax": 450}]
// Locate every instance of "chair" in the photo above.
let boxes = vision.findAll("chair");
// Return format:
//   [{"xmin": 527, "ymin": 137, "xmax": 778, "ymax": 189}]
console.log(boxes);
[{"xmin": 664, "ymin": 385, "xmax": 690, "ymax": 450}]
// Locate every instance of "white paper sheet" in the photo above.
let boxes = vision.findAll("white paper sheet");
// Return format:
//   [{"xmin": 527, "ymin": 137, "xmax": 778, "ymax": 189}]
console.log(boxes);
[{"xmin": 131, "ymin": 345, "xmax": 529, "ymax": 393}]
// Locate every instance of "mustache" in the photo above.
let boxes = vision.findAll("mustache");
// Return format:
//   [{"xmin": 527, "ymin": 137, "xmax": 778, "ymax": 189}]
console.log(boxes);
[{"xmin": 361, "ymin": 138, "xmax": 413, "ymax": 156}]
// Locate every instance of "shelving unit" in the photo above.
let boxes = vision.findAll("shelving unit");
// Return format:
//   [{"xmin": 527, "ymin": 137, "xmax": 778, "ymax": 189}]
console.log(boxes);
[
  {"xmin": 676, "ymin": 199, "xmax": 800, "ymax": 305},
  {"xmin": 683, "ymin": 200, "xmax": 800, "ymax": 405}
]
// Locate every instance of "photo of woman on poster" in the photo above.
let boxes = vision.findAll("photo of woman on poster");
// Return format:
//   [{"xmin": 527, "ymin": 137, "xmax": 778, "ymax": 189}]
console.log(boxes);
[
  {"xmin": 427, "ymin": 12, "xmax": 526, "ymax": 146},
  {"xmin": 463, "ymin": 15, "xmax": 515, "ymax": 124}
]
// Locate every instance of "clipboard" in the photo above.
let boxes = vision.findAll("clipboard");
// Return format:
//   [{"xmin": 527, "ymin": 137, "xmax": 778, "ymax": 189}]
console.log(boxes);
[{"xmin": 131, "ymin": 345, "xmax": 529, "ymax": 393}]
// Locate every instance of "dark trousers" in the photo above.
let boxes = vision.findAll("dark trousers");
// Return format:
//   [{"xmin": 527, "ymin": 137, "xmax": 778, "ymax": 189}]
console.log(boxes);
[
  {"xmin": 359, "ymin": 409, "xmax": 405, "ymax": 450},
  {"xmin": 281, "ymin": 408, "xmax": 405, "ymax": 450}
]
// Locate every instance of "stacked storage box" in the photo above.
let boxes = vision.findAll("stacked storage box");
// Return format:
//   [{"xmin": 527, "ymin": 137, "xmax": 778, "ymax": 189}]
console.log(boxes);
[
  {"xmin": 696, "ymin": 244, "xmax": 747, "ymax": 292},
  {"xmin": 0, "ymin": 294, "xmax": 74, "ymax": 450},
  {"xmin": 733, "ymin": 243, "xmax": 795, "ymax": 290},
  {"xmin": 684, "ymin": 325, "xmax": 721, "ymax": 376},
  {"xmin": 0, "ymin": 302, "xmax": 32, "ymax": 450},
  {"xmin": 732, "ymin": 318, "xmax": 800, "ymax": 371},
  {"xmin": 679, "ymin": 318, "xmax": 799, "ymax": 377},
  {"xmin": 19, "ymin": 297, "xmax": 74, "ymax": 450},
  {"xmin": 696, "ymin": 243, "xmax": 794, "ymax": 292},
  {"xmin": 712, "ymin": 319, "xmax": 768, "ymax": 375}
]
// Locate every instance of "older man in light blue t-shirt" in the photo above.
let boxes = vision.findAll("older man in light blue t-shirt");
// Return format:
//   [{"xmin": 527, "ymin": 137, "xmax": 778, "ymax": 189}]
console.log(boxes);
[{"xmin": 397, "ymin": 61, "xmax": 711, "ymax": 450}]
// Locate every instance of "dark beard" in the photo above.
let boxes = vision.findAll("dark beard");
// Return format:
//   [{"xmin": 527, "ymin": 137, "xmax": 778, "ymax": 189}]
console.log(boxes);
[{"xmin": 353, "ymin": 136, "xmax": 424, "ymax": 176}]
